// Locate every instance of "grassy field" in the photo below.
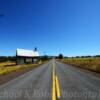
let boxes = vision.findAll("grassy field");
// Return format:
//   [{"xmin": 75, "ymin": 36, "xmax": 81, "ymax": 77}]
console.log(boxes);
[
  {"xmin": 0, "ymin": 61, "xmax": 42, "ymax": 76},
  {"xmin": 62, "ymin": 57, "xmax": 100, "ymax": 73}
]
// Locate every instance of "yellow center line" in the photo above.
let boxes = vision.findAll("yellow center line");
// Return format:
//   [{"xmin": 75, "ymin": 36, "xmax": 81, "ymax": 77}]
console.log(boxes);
[
  {"xmin": 52, "ymin": 64, "xmax": 56, "ymax": 100},
  {"xmin": 56, "ymin": 75, "xmax": 60, "ymax": 99},
  {"xmin": 52, "ymin": 63, "xmax": 61, "ymax": 100}
]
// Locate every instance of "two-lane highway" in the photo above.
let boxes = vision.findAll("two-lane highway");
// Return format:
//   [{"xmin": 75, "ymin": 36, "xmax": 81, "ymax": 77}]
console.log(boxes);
[{"xmin": 0, "ymin": 60, "xmax": 100, "ymax": 100}]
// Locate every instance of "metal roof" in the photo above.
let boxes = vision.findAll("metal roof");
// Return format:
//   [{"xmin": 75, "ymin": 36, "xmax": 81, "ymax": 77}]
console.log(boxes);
[{"xmin": 16, "ymin": 48, "xmax": 40, "ymax": 57}]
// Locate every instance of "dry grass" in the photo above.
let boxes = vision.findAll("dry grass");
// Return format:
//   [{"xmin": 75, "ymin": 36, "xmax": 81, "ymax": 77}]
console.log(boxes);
[
  {"xmin": 62, "ymin": 57, "xmax": 100, "ymax": 73},
  {"xmin": 0, "ymin": 61, "xmax": 41, "ymax": 76}
]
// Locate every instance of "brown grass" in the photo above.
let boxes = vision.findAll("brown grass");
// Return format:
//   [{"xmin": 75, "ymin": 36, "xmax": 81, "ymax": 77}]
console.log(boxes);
[
  {"xmin": 0, "ymin": 61, "xmax": 43, "ymax": 76},
  {"xmin": 62, "ymin": 57, "xmax": 100, "ymax": 73}
]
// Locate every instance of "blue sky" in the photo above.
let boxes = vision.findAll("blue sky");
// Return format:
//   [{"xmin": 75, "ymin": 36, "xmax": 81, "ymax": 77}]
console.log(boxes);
[{"xmin": 0, "ymin": 0, "xmax": 100, "ymax": 56}]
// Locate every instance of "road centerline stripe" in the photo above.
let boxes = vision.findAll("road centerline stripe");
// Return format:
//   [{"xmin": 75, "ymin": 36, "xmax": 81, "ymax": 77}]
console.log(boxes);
[
  {"xmin": 52, "ymin": 63, "xmax": 61, "ymax": 100},
  {"xmin": 52, "ymin": 64, "xmax": 56, "ymax": 100},
  {"xmin": 56, "ymin": 75, "xmax": 60, "ymax": 99}
]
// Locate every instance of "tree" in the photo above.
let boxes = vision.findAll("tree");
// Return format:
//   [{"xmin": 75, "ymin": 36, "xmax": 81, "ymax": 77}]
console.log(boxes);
[
  {"xmin": 0, "ymin": 56, "xmax": 16, "ymax": 62},
  {"xmin": 40, "ymin": 55, "xmax": 49, "ymax": 61},
  {"xmin": 58, "ymin": 54, "xmax": 63, "ymax": 59}
]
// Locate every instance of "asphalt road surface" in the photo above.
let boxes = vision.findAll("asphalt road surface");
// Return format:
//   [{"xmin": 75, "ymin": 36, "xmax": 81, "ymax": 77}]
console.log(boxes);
[{"xmin": 0, "ymin": 60, "xmax": 100, "ymax": 100}]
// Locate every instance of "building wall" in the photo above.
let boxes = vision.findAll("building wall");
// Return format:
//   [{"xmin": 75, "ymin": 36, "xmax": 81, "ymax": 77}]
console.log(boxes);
[
  {"xmin": 26, "ymin": 58, "xmax": 33, "ymax": 64},
  {"xmin": 16, "ymin": 57, "xmax": 25, "ymax": 64},
  {"xmin": 16, "ymin": 56, "xmax": 39, "ymax": 64}
]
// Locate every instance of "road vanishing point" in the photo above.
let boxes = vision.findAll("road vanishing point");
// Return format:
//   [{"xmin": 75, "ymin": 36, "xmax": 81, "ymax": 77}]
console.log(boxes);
[{"xmin": 0, "ymin": 59, "xmax": 100, "ymax": 100}]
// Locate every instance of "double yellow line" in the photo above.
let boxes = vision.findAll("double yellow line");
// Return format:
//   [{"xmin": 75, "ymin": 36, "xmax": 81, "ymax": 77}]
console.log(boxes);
[{"xmin": 52, "ymin": 64, "xmax": 61, "ymax": 100}]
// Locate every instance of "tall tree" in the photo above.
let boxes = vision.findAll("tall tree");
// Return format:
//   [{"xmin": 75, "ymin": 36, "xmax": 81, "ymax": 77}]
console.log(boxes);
[{"xmin": 58, "ymin": 54, "xmax": 63, "ymax": 59}]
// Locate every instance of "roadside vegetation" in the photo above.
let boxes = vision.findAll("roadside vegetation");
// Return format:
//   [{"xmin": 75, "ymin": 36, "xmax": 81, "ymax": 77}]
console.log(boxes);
[
  {"xmin": 62, "ymin": 56, "xmax": 100, "ymax": 73},
  {"xmin": 0, "ymin": 56, "xmax": 16, "ymax": 63},
  {"xmin": 0, "ymin": 61, "xmax": 41, "ymax": 76},
  {"xmin": 0, "ymin": 55, "xmax": 50, "ymax": 76}
]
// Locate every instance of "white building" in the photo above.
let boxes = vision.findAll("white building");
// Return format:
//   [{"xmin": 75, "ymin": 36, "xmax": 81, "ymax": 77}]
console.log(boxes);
[{"xmin": 16, "ymin": 48, "xmax": 40, "ymax": 64}]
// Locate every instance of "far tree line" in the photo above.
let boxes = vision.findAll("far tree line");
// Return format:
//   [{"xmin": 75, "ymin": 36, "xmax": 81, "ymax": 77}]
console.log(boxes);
[
  {"xmin": 0, "ymin": 56, "xmax": 16, "ymax": 62},
  {"xmin": 0, "ymin": 54, "xmax": 100, "ymax": 63}
]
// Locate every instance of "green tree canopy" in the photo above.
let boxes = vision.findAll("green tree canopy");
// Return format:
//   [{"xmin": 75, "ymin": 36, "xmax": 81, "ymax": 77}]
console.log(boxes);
[{"xmin": 58, "ymin": 54, "xmax": 64, "ymax": 59}]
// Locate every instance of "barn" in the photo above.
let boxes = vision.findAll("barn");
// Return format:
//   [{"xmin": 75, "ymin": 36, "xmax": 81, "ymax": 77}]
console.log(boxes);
[{"xmin": 16, "ymin": 48, "xmax": 40, "ymax": 64}]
